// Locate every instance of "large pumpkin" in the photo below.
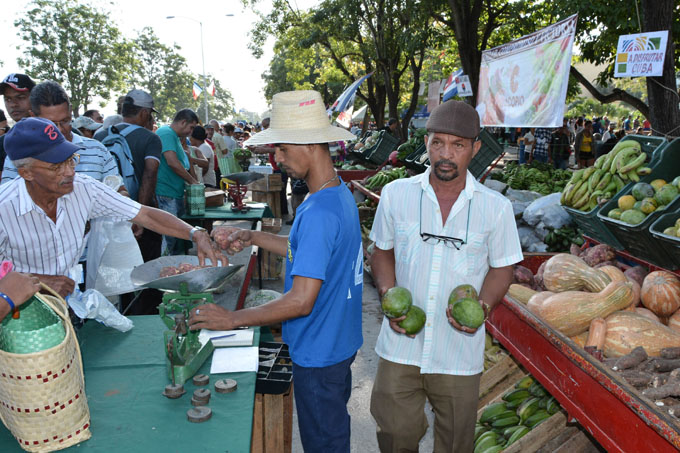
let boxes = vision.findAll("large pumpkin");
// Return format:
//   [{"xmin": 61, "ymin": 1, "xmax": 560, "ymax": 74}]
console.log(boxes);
[{"xmin": 640, "ymin": 271, "xmax": 680, "ymax": 317}]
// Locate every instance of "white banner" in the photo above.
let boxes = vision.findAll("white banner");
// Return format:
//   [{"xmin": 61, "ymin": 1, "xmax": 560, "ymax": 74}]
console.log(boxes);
[
  {"xmin": 615, "ymin": 30, "xmax": 668, "ymax": 78},
  {"xmin": 476, "ymin": 14, "xmax": 577, "ymax": 127}
]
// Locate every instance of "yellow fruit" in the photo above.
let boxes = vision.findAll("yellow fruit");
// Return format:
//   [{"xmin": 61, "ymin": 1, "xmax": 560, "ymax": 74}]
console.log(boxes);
[
  {"xmin": 618, "ymin": 195, "xmax": 636, "ymax": 211},
  {"xmin": 651, "ymin": 179, "xmax": 667, "ymax": 192},
  {"xmin": 675, "ymin": 218, "xmax": 680, "ymax": 229},
  {"xmin": 640, "ymin": 197, "xmax": 658, "ymax": 214},
  {"xmin": 663, "ymin": 227, "xmax": 678, "ymax": 236}
]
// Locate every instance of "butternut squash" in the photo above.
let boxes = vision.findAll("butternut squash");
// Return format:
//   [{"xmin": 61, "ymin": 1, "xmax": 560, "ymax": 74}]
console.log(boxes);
[
  {"xmin": 586, "ymin": 318, "xmax": 607, "ymax": 351},
  {"xmin": 507, "ymin": 284, "xmax": 537, "ymax": 305},
  {"xmin": 600, "ymin": 265, "xmax": 641, "ymax": 307},
  {"xmin": 542, "ymin": 254, "xmax": 611, "ymax": 293},
  {"xmin": 669, "ymin": 310, "xmax": 680, "ymax": 333},
  {"xmin": 527, "ymin": 291, "xmax": 555, "ymax": 315},
  {"xmin": 604, "ymin": 311, "xmax": 680, "ymax": 357},
  {"xmin": 635, "ymin": 307, "xmax": 661, "ymax": 323},
  {"xmin": 534, "ymin": 281, "xmax": 634, "ymax": 337}
]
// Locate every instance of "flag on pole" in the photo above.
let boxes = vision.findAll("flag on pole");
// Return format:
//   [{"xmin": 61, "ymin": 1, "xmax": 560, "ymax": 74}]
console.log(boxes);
[
  {"xmin": 192, "ymin": 82, "xmax": 203, "ymax": 100},
  {"xmin": 328, "ymin": 73, "xmax": 373, "ymax": 114},
  {"xmin": 442, "ymin": 69, "xmax": 464, "ymax": 102},
  {"xmin": 207, "ymin": 80, "xmax": 215, "ymax": 96}
]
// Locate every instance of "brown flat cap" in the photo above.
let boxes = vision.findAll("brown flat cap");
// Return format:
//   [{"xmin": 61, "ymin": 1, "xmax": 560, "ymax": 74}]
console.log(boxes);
[{"xmin": 426, "ymin": 100, "xmax": 480, "ymax": 139}]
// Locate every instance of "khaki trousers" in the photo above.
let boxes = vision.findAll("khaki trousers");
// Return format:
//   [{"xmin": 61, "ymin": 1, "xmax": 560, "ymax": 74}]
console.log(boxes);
[{"xmin": 370, "ymin": 358, "xmax": 481, "ymax": 453}]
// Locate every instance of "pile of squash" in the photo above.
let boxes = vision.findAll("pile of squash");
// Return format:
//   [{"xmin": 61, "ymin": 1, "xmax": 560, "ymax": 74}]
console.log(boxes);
[{"xmin": 508, "ymin": 252, "xmax": 680, "ymax": 358}]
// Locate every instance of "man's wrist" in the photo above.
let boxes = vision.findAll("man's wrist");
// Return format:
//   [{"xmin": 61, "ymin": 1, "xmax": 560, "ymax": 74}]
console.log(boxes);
[{"xmin": 189, "ymin": 226, "xmax": 207, "ymax": 242}]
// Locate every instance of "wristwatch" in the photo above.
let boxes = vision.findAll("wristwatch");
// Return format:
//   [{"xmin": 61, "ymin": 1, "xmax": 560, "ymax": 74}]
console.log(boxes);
[{"xmin": 189, "ymin": 226, "xmax": 207, "ymax": 242}]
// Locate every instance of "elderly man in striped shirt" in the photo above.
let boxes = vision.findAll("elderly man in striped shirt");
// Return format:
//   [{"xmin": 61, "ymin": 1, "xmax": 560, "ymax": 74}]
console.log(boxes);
[
  {"xmin": 0, "ymin": 117, "xmax": 224, "ymax": 298},
  {"xmin": 369, "ymin": 101, "xmax": 523, "ymax": 452},
  {"xmin": 1, "ymin": 81, "xmax": 121, "ymax": 187}
]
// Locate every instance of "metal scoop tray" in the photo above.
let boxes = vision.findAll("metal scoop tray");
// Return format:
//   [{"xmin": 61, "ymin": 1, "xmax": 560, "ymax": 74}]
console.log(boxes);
[{"xmin": 130, "ymin": 255, "xmax": 242, "ymax": 293}]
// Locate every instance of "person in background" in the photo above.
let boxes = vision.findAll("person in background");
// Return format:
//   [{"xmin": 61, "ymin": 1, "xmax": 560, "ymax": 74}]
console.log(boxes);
[
  {"xmin": 369, "ymin": 101, "xmax": 522, "ymax": 452},
  {"xmin": 83, "ymin": 109, "xmax": 104, "ymax": 124},
  {"xmin": 574, "ymin": 120, "xmax": 595, "ymax": 168},
  {"xmin": 72, "ymin": 115, "xmax": 102, "ymax": 139},
  {"xmin": 520, "ymin": 128, "xmax": 535, "ymax": 165},
  {"xmin": 598, "ymin": 128, "xmax": 622, "ymax": 157},
  {"xmin": 549, "ymin": 124, "xmax": 571, "ymax": 169},
  {"xmin": 155, "ymin": 109, "xmax": 199, "ymax": 255},
  {"xmin": 2, "ymin": 81, "xmax": 121, "ymax": 187},
  {"xmin": 189, "ymin": 125, "xmax": 215, "ymax": 187},
  {"xmin": 218, "ymin": 123, "xmax": 239, "ymax": 175},
  {"xmin": 623, "ymin": 115, "xmax": 632, "ymax": 132},
  {"xmin": 0, "ymin": 73, "xmax": 36, "ymax": 172},
  {"xmin": 601, "ymin": 122, "xmax": 616, "ymax": 143},
  {"xmin": 0, "ymin": 270, "xmax": 41, "ymax": 322},
  {"xmin": 380, "ymin": 118, "xmax": 399, "ymax": 138},
  {"xmin": 642, "ymin": 118, "xmax": 651, "ymax": 132},
  {"xmin": 529, "ymin": 128, "xmax": 551, "ymax": 164},
  {"xmin": 0, "ymin": 109, "xmax": 8, "ymax": 137},
  {"xmin": 204, "ymin": 122, "xmax": 221, "ymax": 183}
]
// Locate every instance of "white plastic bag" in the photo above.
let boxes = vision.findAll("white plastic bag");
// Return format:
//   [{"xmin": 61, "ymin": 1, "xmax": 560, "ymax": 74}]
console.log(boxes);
[
  {"xmin": 86, "ymin": 219, "xmax": 143, "ymax": 296},
  {"xmin": 67, "ymin": 288, "xmax": 134, "ymax": 332},
  {"xmin": 523, "ymin": 193, "xmax": 571, "ymax": 229}
]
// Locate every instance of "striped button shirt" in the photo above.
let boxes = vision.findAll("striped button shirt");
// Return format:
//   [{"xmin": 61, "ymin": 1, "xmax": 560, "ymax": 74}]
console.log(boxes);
[
  {"xmin": 0, "ymin": 174, "xmax": 141, "ymax": 277},
  {"xmin": 1, "ymin": 133, "xmax": 119, "ymax": 184},
  {"xmin": 369, "ymin": 169, "xmax": 523, "ymax": 375}
]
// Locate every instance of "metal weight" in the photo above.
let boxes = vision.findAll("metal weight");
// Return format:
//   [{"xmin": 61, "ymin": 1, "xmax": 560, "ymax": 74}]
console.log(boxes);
[
  {"xmin": 193, "ymin": 388, "xmax": 211, "ymax": 402},
  {"xmin": 162, "ymin": 384, "xmax": 186, "ymax": 399},
  {"xmin": 187, "ymin": 406, "xmax": 212, "ymax": 423},
  {"xmin": 215, "ymin": 379, "xmax": 237, "ymax": 394},
  {"xmin": 193, "ymin": 374, "xmax": 209, "ymax": 386}
]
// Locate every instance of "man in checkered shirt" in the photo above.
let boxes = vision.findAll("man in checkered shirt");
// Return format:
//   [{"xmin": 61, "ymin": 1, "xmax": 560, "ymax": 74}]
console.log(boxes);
[{"xmin": 529, "ymin": 128, "xmax": 553, "ymax": 164}]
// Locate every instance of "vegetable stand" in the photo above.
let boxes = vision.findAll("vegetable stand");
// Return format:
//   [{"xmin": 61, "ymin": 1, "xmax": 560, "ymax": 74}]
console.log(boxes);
[{"xmin": 488, "ymin": 253, "xmax": 680, "ymax": 452}]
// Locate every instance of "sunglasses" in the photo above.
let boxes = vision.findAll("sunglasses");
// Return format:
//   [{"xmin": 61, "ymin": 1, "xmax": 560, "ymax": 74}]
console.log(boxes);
[{"xmin": 419, "ymin": 190, "xmax": 470, "ymax": 250}]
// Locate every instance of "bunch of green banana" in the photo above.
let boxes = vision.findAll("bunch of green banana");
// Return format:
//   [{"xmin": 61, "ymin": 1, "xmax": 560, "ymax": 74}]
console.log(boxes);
[
  {"xmin": 561, "ymin": 140, "xmax": 651, "ymax": 212},
  {"xmin": 475, "ymin": 377, "xmax": 561, "ymax": 452},
  {"xmin": 363, "ymin": 167, "xmax": 409, "ymax": 191}
]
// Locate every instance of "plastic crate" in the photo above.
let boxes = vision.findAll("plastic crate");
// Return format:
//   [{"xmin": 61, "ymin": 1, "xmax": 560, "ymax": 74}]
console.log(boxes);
[
  {"xmin": 468, "ymin": 128, "xmax": 503, "ymax": 179},
  {"xmin": 650, "ymin": 212, "xmax": 680, "ymax": 270},
  {"xmin": 404, "ymin": 143, "xmax": 427, "ymax": 171},
  {"xmin": 366, "ymin": 131, "xmax": 400, "ymax": 164},
  {"xmin": 597, "ymin": 138, "xmax": 680, "ymax": 268},
  {"xmin": 562, "ymin": 135, "xmax": 668, "ymax": 250}
]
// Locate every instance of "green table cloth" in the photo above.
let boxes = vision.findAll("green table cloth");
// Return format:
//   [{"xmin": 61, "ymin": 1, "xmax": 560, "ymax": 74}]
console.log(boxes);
[
  {"xmin": 182, "ymin": 205, "xmax": 273, "ymax": 221},
  {"xmin": 0, "ymin": 317, "xmax": 259, "ymax": 453}
]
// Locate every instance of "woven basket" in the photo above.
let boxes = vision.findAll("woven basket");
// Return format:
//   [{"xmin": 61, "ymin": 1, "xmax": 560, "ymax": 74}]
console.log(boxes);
[
  {"xmin": 0, "ymin": 296, "xmax": 65, "ymax": 354},
  {"xmin": 0, "ymin": 285, "xmax": 91, "ymax": 452}
]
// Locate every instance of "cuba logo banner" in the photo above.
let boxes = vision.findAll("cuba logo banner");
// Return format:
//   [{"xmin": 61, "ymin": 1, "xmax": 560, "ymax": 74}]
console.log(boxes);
[
  {"xmin": 615, "ymin": 30, "xmax": 668, "ymax": 78},
  {"xmin": 476, "ymin": 14, "xmax": 577, "ymax": 128}
]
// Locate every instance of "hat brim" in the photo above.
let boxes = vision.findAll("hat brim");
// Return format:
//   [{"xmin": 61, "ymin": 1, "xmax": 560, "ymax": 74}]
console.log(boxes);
[
  {"xmin": 33, "ymin": 140, "xmax": 81, "ymax": 164},
  {"xmin": 0, "ymin": 82, "xmax": 30, "ymax": 93},
  {"xmin": 244, "ymin": 125, "xmax": 355, "ymax": 146}
]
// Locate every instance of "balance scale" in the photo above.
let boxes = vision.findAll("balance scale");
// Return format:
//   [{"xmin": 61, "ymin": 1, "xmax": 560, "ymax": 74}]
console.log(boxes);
[
  {"xmin": 220, "ymin": 171, "xmax": 265, "ymax": 213},
  {"xmin": 130, "ymin": 256, "xmax": 243, "ymax": 385}
]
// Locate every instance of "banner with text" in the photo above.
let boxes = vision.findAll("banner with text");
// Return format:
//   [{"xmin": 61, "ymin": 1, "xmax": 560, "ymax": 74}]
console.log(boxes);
[
  {"xmin": 476, "ymin": 14, "xmax": 577, "ymax": 127},
  {"xmin": 615, "ymin": 30, "xmax": 668, "ymax": 78}
]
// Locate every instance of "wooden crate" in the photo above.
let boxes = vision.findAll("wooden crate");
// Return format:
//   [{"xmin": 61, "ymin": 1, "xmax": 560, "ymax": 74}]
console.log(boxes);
[
  {"xmin": 251, "ymin": 387, "xmax": 294, "ymax": 453},
  {"xmin": 249, "ymin": 174, "xmax": 283, "ymax": 192},
  {"xmin": 252, "ymin": 191, "xmax": 282, "ymax": 219},
  {"xmin": 478, "ymin": 352, "xmax": 526, "ymax": 409}
]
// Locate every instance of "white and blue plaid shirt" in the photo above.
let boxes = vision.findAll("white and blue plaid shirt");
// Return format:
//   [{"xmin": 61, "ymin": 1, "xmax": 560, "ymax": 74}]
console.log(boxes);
[{"xmin": 370, "ymin": 169, "xmax": 523, "ymax": 375}]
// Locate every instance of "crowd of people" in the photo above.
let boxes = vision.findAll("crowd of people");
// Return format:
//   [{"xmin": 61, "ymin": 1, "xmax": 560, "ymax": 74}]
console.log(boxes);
[{"xmin": 494, "ymin": 114, "xmax": 652, "ymax": 170}]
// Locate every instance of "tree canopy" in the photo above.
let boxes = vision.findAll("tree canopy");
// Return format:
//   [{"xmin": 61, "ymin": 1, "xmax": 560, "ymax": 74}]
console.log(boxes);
[{"xmin": 15, "ymin": 0, "xmax": 134, "ymax": 116}]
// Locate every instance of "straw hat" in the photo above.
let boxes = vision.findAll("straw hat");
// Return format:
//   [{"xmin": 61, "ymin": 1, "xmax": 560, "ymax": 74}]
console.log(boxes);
[{"xmin": 244, "ymin": 90, "xmax": 355, "ymax": 146}]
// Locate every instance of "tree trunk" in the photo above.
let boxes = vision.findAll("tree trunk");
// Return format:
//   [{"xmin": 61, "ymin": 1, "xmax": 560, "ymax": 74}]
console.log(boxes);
[{"xmin": 641, "ymin": 0, "xmax": 680, "ymax": 137}]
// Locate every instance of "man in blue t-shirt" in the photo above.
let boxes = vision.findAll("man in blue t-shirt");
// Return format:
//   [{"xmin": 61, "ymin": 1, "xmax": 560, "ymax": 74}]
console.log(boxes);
[{"xmin": 189, "ymin": 90, "xmax": 362, "ymax": 452}]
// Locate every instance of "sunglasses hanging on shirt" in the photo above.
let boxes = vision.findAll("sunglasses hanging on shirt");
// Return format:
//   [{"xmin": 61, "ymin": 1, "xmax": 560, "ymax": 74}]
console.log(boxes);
[{"xmin": 419, "ymin": 189, "xmax": 470, "ymax": 250}]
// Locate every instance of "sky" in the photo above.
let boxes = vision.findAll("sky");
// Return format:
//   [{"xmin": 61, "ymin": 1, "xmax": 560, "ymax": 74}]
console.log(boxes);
[{"xmin": 0, "ymin": 0, "xmax": 317, "ymax": 118}]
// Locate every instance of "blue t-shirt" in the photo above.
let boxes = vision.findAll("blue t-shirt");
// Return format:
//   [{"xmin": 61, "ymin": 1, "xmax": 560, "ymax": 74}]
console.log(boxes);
[
  {"xmin": 282, "ymin": 179, "xmax": 363, "ymax": 367},
  {"xmin": 156, "ymin": 125, "xmax": 190, "ymax": 199}
]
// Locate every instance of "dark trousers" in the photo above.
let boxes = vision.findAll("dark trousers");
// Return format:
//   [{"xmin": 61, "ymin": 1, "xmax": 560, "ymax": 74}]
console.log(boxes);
[
  {"xmin": 292, "ymin": 353, "xmax": 356, "ymax": 452},
  {"xmin": 275, "ymin": 170, "xmax": 289, "ymax": 216}
]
